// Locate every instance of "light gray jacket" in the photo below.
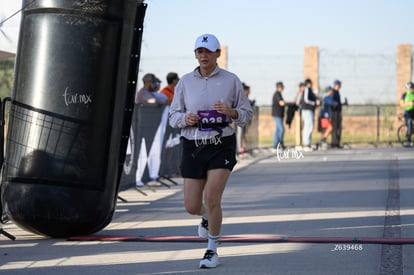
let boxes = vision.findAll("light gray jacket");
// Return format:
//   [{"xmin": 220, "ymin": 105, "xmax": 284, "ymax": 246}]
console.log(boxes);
[{"xmin": 169, "ymin": 66, "xmax": 253, "ymax": 140}]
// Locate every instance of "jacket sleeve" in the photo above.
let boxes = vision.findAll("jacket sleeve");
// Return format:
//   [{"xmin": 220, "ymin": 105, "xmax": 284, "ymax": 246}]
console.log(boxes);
[
  {"xmin": 168, "ymin": 80, "xmax": 187, "ymax": 128},
  {"xmin": 295, "ymin": 92, "xmax": 303, "ymax": 107},
  {"xmin": 231, "ymin": 79, "xmax": 254, "ymax": 127},
  {"xmin": 303, "ymin": 88, "xmax": 315, "ymax": 106}
]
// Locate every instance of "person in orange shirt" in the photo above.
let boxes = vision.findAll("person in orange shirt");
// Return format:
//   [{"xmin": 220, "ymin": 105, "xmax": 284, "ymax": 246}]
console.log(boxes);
[{"xmin": 160, "ymin": 72, "xmax": 180, "ymax": 105}]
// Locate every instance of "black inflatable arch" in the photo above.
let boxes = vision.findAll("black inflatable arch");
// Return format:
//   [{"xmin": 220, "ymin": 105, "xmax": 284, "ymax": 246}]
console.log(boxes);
[{"xmin": 0, "ymin": 0, "xmax": 147, "ymax": 237}]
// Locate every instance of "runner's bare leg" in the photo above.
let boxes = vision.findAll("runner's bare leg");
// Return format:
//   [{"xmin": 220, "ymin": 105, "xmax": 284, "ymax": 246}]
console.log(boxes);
[
  {"xmin": 184, "ymin": 178, "xmax": 207, "ymax": 216},
  {"xmin": 204, "ymin": 169, "xmax": 231, "ymax": 235}
]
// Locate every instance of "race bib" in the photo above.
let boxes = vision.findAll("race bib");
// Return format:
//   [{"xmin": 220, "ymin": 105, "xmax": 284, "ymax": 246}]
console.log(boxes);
[{"xmin": 197, "ymin": 110, "xmax": 226, "ymax": 131}]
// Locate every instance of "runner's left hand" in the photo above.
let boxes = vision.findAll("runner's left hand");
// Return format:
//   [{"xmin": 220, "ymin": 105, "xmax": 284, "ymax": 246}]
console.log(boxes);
[
  {"xmin": 213, "ymin": 102, "xmax": 238, "ymax": 119},
  {"xmin": 213, "ymin": 102, "xmax": 231, "ymax": 115}
]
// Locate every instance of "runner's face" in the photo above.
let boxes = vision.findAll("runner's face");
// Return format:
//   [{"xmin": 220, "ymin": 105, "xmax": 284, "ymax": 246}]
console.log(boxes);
[{"xmin": 195, "ymin": 47, "xmax": 220, "ymax": 71}]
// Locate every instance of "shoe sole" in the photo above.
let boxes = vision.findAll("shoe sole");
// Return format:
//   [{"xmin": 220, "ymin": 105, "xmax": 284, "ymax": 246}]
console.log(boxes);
[
  {"xmin": 200, "ymin": 264, "xmax": 219, "ymax": 268},
  {"xmin": 200, "ymin": 262, "xmax": 220, "ymax": 268}
]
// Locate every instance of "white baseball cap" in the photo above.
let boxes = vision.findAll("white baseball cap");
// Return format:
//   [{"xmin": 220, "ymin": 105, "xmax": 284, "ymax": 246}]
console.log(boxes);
[{"xmin": 194, "ymin": 34, "xmax": 221, "ymax": 52}]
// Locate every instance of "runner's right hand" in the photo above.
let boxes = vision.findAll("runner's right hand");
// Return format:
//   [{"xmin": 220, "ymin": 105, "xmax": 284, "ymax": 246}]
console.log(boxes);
[{"xmin": 185, "ymin": 113, "xmax": 200, "ymax": 126}]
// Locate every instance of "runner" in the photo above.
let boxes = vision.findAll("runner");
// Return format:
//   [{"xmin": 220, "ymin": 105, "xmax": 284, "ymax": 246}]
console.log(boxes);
[
  {"xmin": 399, "ymin": 81, "xmax": 414, "ymax": 147},
  {"xmin": 168, "ymin": 33, "xmax": 253, "ymax": 268}
]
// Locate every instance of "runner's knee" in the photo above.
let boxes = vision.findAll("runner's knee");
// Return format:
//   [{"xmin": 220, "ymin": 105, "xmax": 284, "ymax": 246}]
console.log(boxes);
[
  {"xmin": 204, "ymin": 192, "xmax": 221, "ymax": 210},
  {"xmin": 184, "ymin": 199, "xmax": 203, "ymax": 215}
]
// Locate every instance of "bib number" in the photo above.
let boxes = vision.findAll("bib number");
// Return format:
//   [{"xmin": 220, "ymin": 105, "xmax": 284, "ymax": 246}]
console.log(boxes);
[{"xmin": 197, "ymin": 110, "xmax": 226, "ymax": 131}]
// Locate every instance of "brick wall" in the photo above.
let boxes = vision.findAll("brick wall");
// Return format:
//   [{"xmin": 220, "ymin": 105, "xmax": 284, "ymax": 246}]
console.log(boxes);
[
  {"xmin": 396, "ymin": 44, "xmax": 412, "ymax": 103},
  {"xmin": 304, "ymin": 46, "xmax": 319, "ymax": 91},
  {"xmin": 218, "ymin": 45, "xmax": 228, "ymax": 70}
]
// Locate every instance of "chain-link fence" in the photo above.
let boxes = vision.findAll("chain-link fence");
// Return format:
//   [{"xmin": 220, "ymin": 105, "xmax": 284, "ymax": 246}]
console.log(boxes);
[
  {"xmin": 319, "ymin": 50, "xmax": 396, "ymax": 104},
  {"xmin": 253, "ymin": 104, "xmax": 403, "ymax": 148}
]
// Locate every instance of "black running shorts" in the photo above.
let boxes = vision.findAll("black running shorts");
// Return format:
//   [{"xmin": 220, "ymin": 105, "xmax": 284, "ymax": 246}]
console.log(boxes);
[{"xmin": 180, "ymin": 134, "xmax": 237, "ymax": 179}]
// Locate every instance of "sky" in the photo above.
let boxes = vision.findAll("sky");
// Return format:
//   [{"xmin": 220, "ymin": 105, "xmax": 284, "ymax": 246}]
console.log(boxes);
[
  {"xmin": 1, "ymin": 0, "xmax": 414, "ymax": 105},
  {"xmin": 141, "ymin": 0, "xmax": 409, "ymax": 56}
]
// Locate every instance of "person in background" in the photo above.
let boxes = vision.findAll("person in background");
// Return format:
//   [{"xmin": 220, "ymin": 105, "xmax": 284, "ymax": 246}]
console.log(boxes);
[
  {"xmin": 271, "ymin": 81, "xmax": 286, "ymax": 150},
  {"xmin": 153, "ymin": 77, "xmax": 162, "ymax": 92},
  {"xmin": 135, "ymin": 73, "xmax": 168, "ymax": 104},
  {"xmin": 331, "ymin": 79, "xmax": 343, "ymax": 148},
  {"xmin": 239, "ymin": 82, "xmax": 255, "ymax": 154},
  {"xmin": 319, "ymin": 86, "xmax": 334, "ymax": 149},
  {"xmin": 295, "ymin": 82, "xmax": 305, "ymax": 107},
  {"xmin": 243, "ymin": 82, "xmax": 256, "ymax": 107},
  {"xmin": 160, "ymin": 72, "xmax": 180, "ymax": 105},
  {"xmin": 399, "ymin": 81, "xmax": 414, "ymax": 147},
  {"xmin": 292, "ymin": 82, "xmax": 305, "ymax": 147},
  {"xmin": 286, "ymin": 83, "xmax": 304, "ymax": 130},
  {"xmin": 300, "ymin": 78, "xmax": 319, "ymax": 152}
]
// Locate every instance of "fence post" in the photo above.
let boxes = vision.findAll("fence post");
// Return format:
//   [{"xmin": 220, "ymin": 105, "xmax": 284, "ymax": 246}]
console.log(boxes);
[
  {"xmin": 376, "ymin": 105, "xmax": 380, "ymax": 147},
  {"xmin": 295, "ymin": 111, "xmax": 301, "ymax": 147}
]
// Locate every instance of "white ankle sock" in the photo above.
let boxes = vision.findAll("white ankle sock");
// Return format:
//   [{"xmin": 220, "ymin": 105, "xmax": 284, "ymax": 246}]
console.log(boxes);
[{"xmin": 207, "ymin": 234, "xmax": 219, "ymax": 252}]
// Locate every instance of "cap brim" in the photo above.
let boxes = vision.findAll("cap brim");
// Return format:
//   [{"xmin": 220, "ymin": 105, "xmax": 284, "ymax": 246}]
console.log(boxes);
[{"xmin": 194, "ymin": 46, "xmax": 218, "ymax": 52}]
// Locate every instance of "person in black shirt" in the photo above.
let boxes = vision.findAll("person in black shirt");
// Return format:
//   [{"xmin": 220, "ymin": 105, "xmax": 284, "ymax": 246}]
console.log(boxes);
[
  {"xmin": 331, "ymin": 80, "xmax": 342, "ymax": 148},
  {"xmin": 272, "ymin": 82, "xmax": 286, "ymax": 149}
]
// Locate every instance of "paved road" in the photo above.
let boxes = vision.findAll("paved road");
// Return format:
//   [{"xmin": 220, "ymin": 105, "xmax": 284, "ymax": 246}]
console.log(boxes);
[{"xmin": 1, "ymin": 147, "xmax": 413, "ymax": 274}]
